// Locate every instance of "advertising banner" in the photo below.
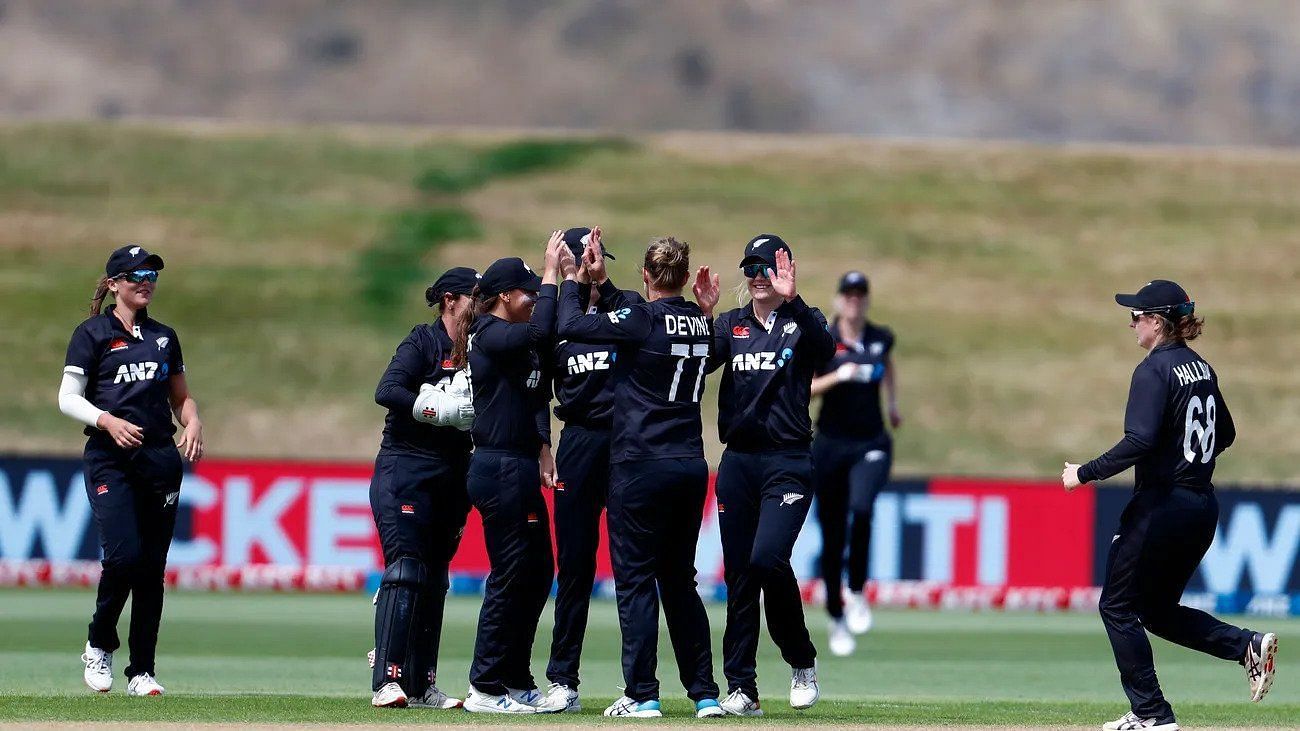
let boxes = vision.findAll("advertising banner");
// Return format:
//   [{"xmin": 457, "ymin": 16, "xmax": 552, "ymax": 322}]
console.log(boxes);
[{"xmin": 2, "ymin": 454, "xmax": 1297, "ymax": 614}]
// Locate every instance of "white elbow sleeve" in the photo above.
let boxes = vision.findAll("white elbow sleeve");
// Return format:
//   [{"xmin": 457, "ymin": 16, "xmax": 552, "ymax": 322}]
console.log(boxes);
[{"xmin": 58, "ymin": 371, "xmax": 105, "ymax": 429}]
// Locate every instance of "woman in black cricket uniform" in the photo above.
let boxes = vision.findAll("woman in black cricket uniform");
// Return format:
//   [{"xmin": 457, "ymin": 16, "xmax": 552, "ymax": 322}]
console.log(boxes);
[
  {"xmin": 367, "ymin": 267, "xmax": 479, "ymax": 710},
  {"xmin": 1062, "ymin": 280, "xmax": 1276, "ymax": 731},
  {"xmin": 702, "ymin": 234, "xmax": 835, "ymax": 716},
  {"xmin": 555, "ymin": 234, "xmax": 724, "ymax": 719},
  {"xmin": 809, "ymin": 270, "xmax": 901, "ymax": 657},
  {"xmin": 60, "ymin": 245, "xmax": 203, "ymax": 697},
  {"xmin": 541, "ymin": 227, "xmax": 640, "ymax": 713},
  {"xmin": 452, "ymin": 233, "xmax": 566, "ymax": 714}
]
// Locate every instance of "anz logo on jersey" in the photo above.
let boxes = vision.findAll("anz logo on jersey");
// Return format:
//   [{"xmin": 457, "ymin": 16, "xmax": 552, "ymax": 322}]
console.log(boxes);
[
  {"xmin": 731, "ymin": 348, "xmax": 795, "ymax": 372},
  {"xmin": 567, "ymin": 351, "xmax": 613, "ymax": 375},
  {"xmin": 113, "ymin": 361, "xmax": 167, "ymax": 384},
  {"xmin": 607, "ymin": 308, "xmax": 632, "ymax": 324}
]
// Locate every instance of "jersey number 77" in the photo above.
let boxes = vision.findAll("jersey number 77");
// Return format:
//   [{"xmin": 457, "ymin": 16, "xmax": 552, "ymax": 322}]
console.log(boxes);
[{"xmin": 668, "ymin": 343, "xmax": 709, "ymax": 403}]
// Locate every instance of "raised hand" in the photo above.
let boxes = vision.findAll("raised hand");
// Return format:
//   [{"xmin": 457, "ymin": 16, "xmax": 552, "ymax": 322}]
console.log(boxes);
[
  {"xmin": 558, "ymin": 240, "xmax": 578, "ymax": 280},
  {"xmin": 770, "ymin": 248, "xmax": 797, "ymax": 302},
  {"xmin": 543, "ymin": 229, "xmax": 565, "ymax": 274},
  {"xmin": 692, "ymin": 265, "xmax": 721, "ymax": 317},
  {"xmin": 585, "ymin": 226, "xmax": 608, "ymax": 284}
]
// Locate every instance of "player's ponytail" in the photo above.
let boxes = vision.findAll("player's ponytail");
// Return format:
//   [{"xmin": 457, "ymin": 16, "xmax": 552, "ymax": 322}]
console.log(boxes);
[
  {"xmin": 89, "ymin": 276, "xmax": 112, "ymax": 315},
  {"xmin": 1161, "ymin": 312, "xmax": 1205, "ymax": 342},
  {"xmin": 643, "ymin": 236, "xmax": 690, "ymax": 292},
  {"xmin": 450, "ymin": 286, "xmax": 501, "ymax": 369}
]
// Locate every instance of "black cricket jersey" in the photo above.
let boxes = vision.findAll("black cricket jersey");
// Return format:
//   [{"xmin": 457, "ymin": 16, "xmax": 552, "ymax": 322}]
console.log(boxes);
[
  {"xmin": 375, "ymin": 319, "xmax": 473, "ymax": 456},
  {"xmin": 555, "ymin": 279, "xmax": 711, "ymax": 463},
  {"xmin": 815, "ymin": 320, "xmax": 895, "ymax": 440},
  {"xmin": 64, "ymin": 305, "xmax": 185, "ymax": 444},
  {"xmin": 708, "ymin": 297, "xmax": 836, "ymax": 451},
  {"xmin": 468, "ymin": 284, "xmax": 557, "ymax": 454},
  {"xmin": 1078, "ymin": 341, "xmax": 1236, "ymax": 492},
  {"xmin": 552, "ymin": 279, "xmax": 644, "ymax": 430}
]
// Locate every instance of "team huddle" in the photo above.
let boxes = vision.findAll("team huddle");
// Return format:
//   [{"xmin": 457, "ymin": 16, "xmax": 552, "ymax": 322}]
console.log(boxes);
[
  {"xmin": 364, "ymin": 227, "xmax": 883, "ymax": 717},
  {"xmin": 62, "ymin": 236, "xmax": 1277, "ymax": 728}
]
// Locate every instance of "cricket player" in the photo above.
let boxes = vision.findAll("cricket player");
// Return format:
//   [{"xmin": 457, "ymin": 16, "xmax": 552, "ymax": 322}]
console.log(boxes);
[
  {"xmin": 702, "ymin": 234, "xmax": 834, "ymax": 715},
  {"xmin": 554, "ymin": 234, "xmax": 725, "ymax": 719},
  {"xmin": 1062, "ymin": 280, "xmax": 1277, "ymax": 731},
  {"xmin": 541, "ymin": 227, "xmax": 639, "ymax": 713},
  {"xmin": 60, "ymin": 245, "xmax": 204, "ymax": 697},
  {"xmin": 367, "ymin": 267, "xmax": 478, "ymax": 709},
  {"xmin": 453, "ymin": 235, "xmax": 567, "ymax": 714},
  {"xmin": 809, "ymin": 270, "xmax": 901, "ymax": 656}
]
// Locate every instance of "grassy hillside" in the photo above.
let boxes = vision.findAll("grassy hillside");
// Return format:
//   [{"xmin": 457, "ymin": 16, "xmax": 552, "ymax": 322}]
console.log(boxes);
[{"xmin": 1, "ymin": 122, "xmax": 1296, "ymax": 484}]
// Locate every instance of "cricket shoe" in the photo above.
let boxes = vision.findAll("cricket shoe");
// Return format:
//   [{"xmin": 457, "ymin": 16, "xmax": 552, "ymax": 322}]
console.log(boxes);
[
  {"xmin": 1245, "ymin": 631, "xmax": 1278, "ymax": 702},
  {"xmin": 463, "ymin": 685, "xmax": 536, "ymax": 714},
  {"xmin": 543, "ymin": 682, "xmax": 580, "ymax": 712},
  {"xmin": 695, "ymin": 698, "xmax": 725, "ymax": 718},
  {"xmin": 1101, "ymin": 711, "xmax": 1178, "ymax": 731},
  {"xmin": 371, "ymin": 682, "xmax": 407, "ymax": 708},
  {"xmin": 81, "ymin": 642, "xmax": 113, "ymax": 692},
  {"xmin": 507, "ymin": 685, "xmax": 564, "ymax": 713},
  {"xmin": 845, "ymin": 591, "xmax": 874, "ymax": 634},
  {"xmin": 720, "ymin": 689, "xmax": 763, "ymax": 716},
  {"xmin": 126, "ymin": 673, "xmax": 165, "ymax": 697},
  {"xmin": 603, "ymin": 696, "xmax": 662, "ymax": 718},
  {"xmin": 790, "ymin": 665, "xmax": 820, "ymax": 709},
  {"xmin": 409, "ymin": 685, "xmax": 462, "ymax": 709},
  {"xmin": 828, "ymin": 618, "xmax": 855, "ymax": 657}
]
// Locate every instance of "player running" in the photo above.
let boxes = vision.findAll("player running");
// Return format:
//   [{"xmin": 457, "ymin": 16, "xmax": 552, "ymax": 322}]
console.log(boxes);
[
  {"xmin": 554, "ymin": 234, "xmax": 725, "ymax": 719},
  {"xmin": 809, "ymin": 270, "xmax": 901, "ymax": 656},
  {"xmin": 61, "ymin": 245, "xmax": 203, "ymax": 697},
  {"xmin": 452, "ymin": 234, "xmax": 567, "ymax": 714},
  {"xmin": 541, "ymin": 227, "xmax": 640, "ymax": 713},
  {"xmin": 701, "ymin": 234, "xmax": 835, "ymax": 716},
  {"xmin": 1062, "ymin": 280, "xmax": 1277, "ymax": 731},
  {"xmin": 367, "ymin": 267, "xmax": 478, "ymax": 709}
]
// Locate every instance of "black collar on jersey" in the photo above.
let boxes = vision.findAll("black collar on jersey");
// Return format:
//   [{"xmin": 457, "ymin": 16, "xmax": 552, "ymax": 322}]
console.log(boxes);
[{"xmin": 831, "ymin": 317, "xmax": 872, "ymax": 344}]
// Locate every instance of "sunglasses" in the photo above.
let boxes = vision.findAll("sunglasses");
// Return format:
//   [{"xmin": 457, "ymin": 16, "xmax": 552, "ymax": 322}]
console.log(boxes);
[
  {"xmin": 741, "ymin": 263, "xmax": 773, "ymax": 279},
  {"xmin": 117, "ymin": 269, "xmax": 158, "ymax": 284}
]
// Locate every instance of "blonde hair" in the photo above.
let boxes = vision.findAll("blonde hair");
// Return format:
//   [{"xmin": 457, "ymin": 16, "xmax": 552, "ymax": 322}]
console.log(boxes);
[{"xmin": 643, "ymin": 237, "xmax": 690, "ymax": 291}]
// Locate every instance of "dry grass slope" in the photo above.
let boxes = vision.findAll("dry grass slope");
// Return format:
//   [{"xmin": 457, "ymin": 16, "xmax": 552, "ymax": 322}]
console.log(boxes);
[{"xmin": 1, "ymin": 122, "xmax": 1296, "ymax": 484}]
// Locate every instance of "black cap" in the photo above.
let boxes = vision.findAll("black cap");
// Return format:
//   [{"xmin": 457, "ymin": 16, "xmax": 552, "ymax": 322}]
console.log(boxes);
[
  {"xmin": 479, "ymin": 257, "xmax": 542, "ymax": 298},
  {"xmin": 562, "ymin": 227, "xmax": 616, "ymax": 261},
  {"xmin": 739, "ymin": 234, "xmax": 792, "ymax": 268},
  {"xmin": 838, "ymin": 271, "xmax": 869, "ymax": 294},
  {"xmin": 105, "ymin": 244, "xmax": 165, "ymax": 277},
  {"xmin": 426, "ymin": 266, "xmax": 480, "ymax": 306},
  {"xmin": 1115, "ymin": 279, "xmax": 1194, "ymax": 317}
]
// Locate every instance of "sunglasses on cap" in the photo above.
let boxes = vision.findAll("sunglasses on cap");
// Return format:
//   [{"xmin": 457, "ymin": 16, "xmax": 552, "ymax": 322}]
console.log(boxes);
[
  {"xmin": 741, "ymin": 263, "xmax": 773, "ymax": 279},
  {"xmin": 117, "ymin": 269, "xmax": 159, "ymax": 284}
]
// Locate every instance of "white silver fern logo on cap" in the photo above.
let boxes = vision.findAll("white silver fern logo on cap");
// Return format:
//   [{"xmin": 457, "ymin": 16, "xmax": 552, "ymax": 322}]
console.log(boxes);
[
  {"xmin": 750, "ymin": 238, "xmax": 769, "ymax": 251},
  {"xmin": 129, "ymin": 246, "xmax": 141, "ymax": 256}
]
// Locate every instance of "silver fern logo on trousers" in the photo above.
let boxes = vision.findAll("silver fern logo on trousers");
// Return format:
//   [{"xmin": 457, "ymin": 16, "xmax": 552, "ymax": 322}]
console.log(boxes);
[{"xmin": 781, "ymin": 493, "xmax": 805, "ymax": 506}]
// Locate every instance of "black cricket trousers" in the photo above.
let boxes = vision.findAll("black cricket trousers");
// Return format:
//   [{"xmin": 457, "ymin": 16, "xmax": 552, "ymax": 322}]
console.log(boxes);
[
  {"xmin": 546, "ymin": 424, "xmax": 610, "ymax": 690},
  {"xmin": 466, "ymin": 449, "xmax": 554, "ymax": 695},
  {"xmin": 369, "ymin": 449, "xmax": 471, "ymax": 693},
  {"xmin": 1100, "ymin": 486, "xmax": 1255, "ymax": 721},
  {"xmin": 715, "ymin": 447, "xmax": 817, "ymax": 700},
  {"xmin": 83, "ymin": 439, "xmax": 182, "ymax": 679},
  {"xmin": 607, "ymin": 456, "xmax": 719, "ymax": 703},
  {"xmin": 812, "ymin": 432, "xmax": 892, "ymax": 619}
]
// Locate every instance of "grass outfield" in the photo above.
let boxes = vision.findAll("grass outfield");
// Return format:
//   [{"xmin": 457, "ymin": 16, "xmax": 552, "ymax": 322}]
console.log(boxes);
[
  {"xmin": 1, "ymin": 122, "xmax": 1297, "ymax": 482},
  {"xmin": 0, "ymin": 589, "xmax": 1293, "ymax": 726}
]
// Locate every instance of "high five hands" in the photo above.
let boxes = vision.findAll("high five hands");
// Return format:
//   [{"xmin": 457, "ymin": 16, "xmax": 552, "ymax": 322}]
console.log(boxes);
[
  {"xmin": 768, "ymin": 248, "xmax": 797, "ymax": 302},
  {"xmin": 693, "ymin": 265, "xmax": 721, "ymax": 317}
]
